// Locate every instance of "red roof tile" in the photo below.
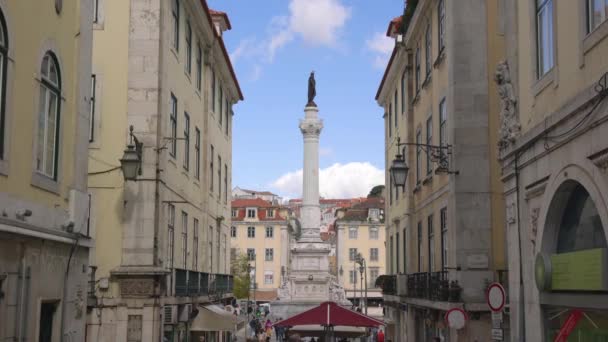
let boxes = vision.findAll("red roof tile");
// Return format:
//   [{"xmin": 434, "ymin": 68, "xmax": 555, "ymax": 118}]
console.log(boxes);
[
  {"xmin": 209, "ymin": 9, "xmax": 232, "ymax": 30},
  {"xmin": 386, "ymin": 16, "xmax": 403, "ymax": 37}
]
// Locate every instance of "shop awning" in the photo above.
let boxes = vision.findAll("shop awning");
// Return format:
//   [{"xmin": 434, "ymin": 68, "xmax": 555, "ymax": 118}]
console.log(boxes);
[
  {"xmin": 274, "ymin": 301, "xmax": 384, "ymax": 328},
  {"xmin": 190, "ymin": 304, "xmax": 236, "ymax": 332},
  {"xmin": 289, "ymin": 325, "xmax": 367, "ymax": 338}
]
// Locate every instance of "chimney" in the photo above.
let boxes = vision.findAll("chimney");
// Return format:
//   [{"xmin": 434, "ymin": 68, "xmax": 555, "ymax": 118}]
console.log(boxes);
[{"xmin": 209, "ymin": 9, "xmax": 232, "ymax": 37}]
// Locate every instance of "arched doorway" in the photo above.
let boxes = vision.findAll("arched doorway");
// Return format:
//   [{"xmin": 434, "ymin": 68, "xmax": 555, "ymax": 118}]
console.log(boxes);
[{"xmin": 537, "ymin": 180, "xmax": 608, "ymax": 340}]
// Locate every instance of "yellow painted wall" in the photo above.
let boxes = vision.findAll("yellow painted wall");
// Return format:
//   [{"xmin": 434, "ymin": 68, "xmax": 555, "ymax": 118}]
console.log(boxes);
[{"xmin": 338, "ymin": 224, "xmax": 386, "ymax": 291}]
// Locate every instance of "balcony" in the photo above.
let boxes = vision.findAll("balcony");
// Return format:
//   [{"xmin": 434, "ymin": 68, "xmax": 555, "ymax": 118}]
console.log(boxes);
[
  {"xmin": 406, "ymin": 271, "xmax": 461, "ymax": 302},
  {"xmin": 174, "ymin": 269, "xmax": 233, "ymax": 297},
  {"xmin": 378, "ymin": 275, "xmax": 397, "ymax": 296}
]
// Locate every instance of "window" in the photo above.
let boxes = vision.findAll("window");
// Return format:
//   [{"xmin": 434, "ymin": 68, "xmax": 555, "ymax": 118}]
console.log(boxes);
[
  {"xmin": 211, "ymin": 70, "xmax": 216, "ymax": 112},
  {"xmin": 167, "ymin": 204, "xmax": 175, "ymax": 268},
  {"xmin": 428, "ymin": 214, "xmax": 434, "ymax": 272},
  {"xmin": 536, "ymin": 0, "xmax": 554, "ymax": 77},
  {"xmin": 194, "ymin": 128, "xmax": 200, "ymax": 179},
  {"xmin": 247, "ymin": 248, "xmax": 255, "ymax": 261},
  {"xmin": 219, "ymin": 87, "xmax": 223, "ymax": 126},
  {"xmin": 369, "ymin": 268, "xmax": 380, "ymax": 288},
  {"xmin": 426, "ymin": 116, "xmax": 433, "ymax": 175},
  {"xmin": 224, "ymin": 164, "xmax": 228, "ymax": 203},
  {"xmin": 267, "ymin": 209, "xmax": 274, "ymax": 218},
  {"xmin": 349, "ymin": 227, "xmax": 358, "ymax": 239},
  {"xmin": 266, "ymin": 226, "xmax": 274, "ymax": 238},
  {"xmin": 369, "ymin": 227, "xmax": 379, "ymax": 240},
  {"xmin": 196, "ymin": 43, "xmax": 202, "ymax": 91},
  {"xmin": 588, "ymin": 0, "xmax": 608, "ymax": 32},
  {"xmin": 127, "ymin": 315, "xmax": 143, "ymax": 342},
  {"xmin": 247, "ymin": 208, "xmax": 256, "ymax": 218},
  {"xmin": 247, "ymin": 226, "xmax": 255, "ymax": 238},
  {"xmin": 417, "ymin": 221, "xmax": 422, "ymax": 272},
  {"xmin": 441, "ymin": 207, "xmax": 448, "ymax": 270},
  {"xmin": 36, "ymin": 52, "xmax": 62, "ymax": 179},
  {"xmin": 439, "ymin": 98, "xmax": 447, "ymax": 147},
  {"xmin": 39, "ymin": 302, "xmax": 58, "ymax": 342},
  {"xmin": 208, "ymin": 226, "xmax": 213, "ymax": 272},
  {"xmin": 230, "ymin": 226, "xmax": 236, "ymax": 238},
  {"xmin": 425, "ymin": 23, "xmax": 432, "ymax": 78},
  {"xmin": 394, "ymin": 90, "xmax": 398, "ymax": 128},
  {"xmin": 209, "ymin": 145, "xmax": 214, "ymax": 191},
  {"xmin": 388, "ymin": 111, "xmax": 392, "ymax": 137},
  {"xmin": 265, "ymin": 248, "xmax": 274, "ymax": 261},
  {"xmin": 232, "ymin": 209, "xmax": 237, "ymax": 217},
  {"xmin": 390, "ymin": 236, "xmax": 394, "ymax": 273},
  {"xmin": 193, "ymin": 218, "xmax": 199, "ymax": 270},
  {"xmin": 218, "ymin": 155, "xmax": 221, "ymax": 197},
  {"xmin": 438, "ymin": 0, "xmax": 445, "ymax": 52},
  {"xmin": 181, "ymin": 211, "xmax": 188, "ymax": 268},
  {"xmin": 370, "ymin": 248, "xmax": 379, "ymax": 261},
  {"xmin": 403, "ymin": 228, "xmax": 407, "ymax": 274},
  {"xmin": 369, "ymin": 209, "xmax": 379, "ymax": 221},
  {"xmin": 401, "ymin": 71, "xmax": 406, "ymax": 114},
  {"xmin": 349, "ymin": 270, "xmax": 357, "ymax": 284},
  {"xmin": 415, "ymin": 46, "xmax": 421, "ymax": 92},
  {"xmin": 264, "ymin": 272, "xmax": 274, "ymax": 285},
  {"xmin": 416, "ymin": 130, "xmax": 422, "ymax": 183},
  {"xmin": 396, "ymin": 232, "xmax": 400, "ymax": 272},
  {"xmin": 89, "ymin": 74, "xmax": 96, "ymax": 142},
  {"xmin": 0, "ymin": 11, "xmax": 6, "ymax": 159},
  {"xmin": 183, "ymin": 112, "xmax": 189, "ymax": 170},
  {"xmin": 171, "ymin": 0, "xmax": 179, "ymax": 51},
  {"xmin": 93, "ymin": 0, "xmax": 100, "ymax": 23},
  {"xmin": 169, "ymin": 94, "xmax": 177, "ymax": 157},
  {"xmin": 225, "ymin": 100, "xmax": 230, "ymax": 135},
  {"xmin": 349, "ymin": 248, "xmax": 358, "ymax": 261},
  {"xmin": 185, "ymin": 20, "xmax": 192, "ymax": 74}
]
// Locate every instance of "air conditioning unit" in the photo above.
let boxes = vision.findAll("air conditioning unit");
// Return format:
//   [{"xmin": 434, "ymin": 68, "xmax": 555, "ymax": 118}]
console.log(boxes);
[
  {"xmin": 163, "ymin": 305, "xmax": 177, "ymax": 325},
  {"xmin": 178, "ymin": 304, "xmax": 192, "ymax": 322}
]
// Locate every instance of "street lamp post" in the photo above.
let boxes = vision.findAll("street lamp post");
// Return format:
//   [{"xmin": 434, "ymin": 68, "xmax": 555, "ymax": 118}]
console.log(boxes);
[{"xmin": 356, "ymin": 253, "xmax": 368, "ymax": 315}]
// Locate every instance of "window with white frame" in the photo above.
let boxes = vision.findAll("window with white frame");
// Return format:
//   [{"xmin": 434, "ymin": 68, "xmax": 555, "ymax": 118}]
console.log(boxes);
[
  {"xmin": 536, "ymin": 0, "xmax": 554, "ymax": 78},
  {"xmin": 425, "ymin": 23, "xmax": 432, "ymax": 78},
  {"xmin": 171, "ymin": 0, "xmax": 179, "ymax": 51},
  {"xmin": 247, "ymin": 248, "xmax": 255, "ymax": 261},
  {"xmin": 588, "ymin": 0, "xmax": 608, "ymax": 32},
  {"xmin": 185, "ymin": 20, "xmax": 192, "ymax": 74},
  {"xmin": 438, "ymin": 0, "xmax": 445, "ymax": 52},
  {"xmin": 349, "ymin": 270, "xmax": 357, "ymax": 284},
  {"xmin": 181, "ymin": 211, "xmax": 188, "ymax": 268},
  {"xmin": 247, "ymin": 226, "xmax": 255, "ymax": 238},
  {"xmin": 266, "ymin": 226, "xmax": 274, "ymax": 238},
  {"xmin": 0, "ymin": 11, "xmax": 6, "ymax": 160},
  {"xmin": 167, "ymin": 204, "xmax": 175, "ymax": 268},
  {"xmin": 193, "ymin": 218, "xmax": 199, "ymax": 270},
  {"xmin": 195, "ymin": 127, "xmax": 200, "ymax": 179},
  {"xmin": 264, "ymin": 271, "xmax": 274, "ymax": 285},
  {"xmin": 247, "ymin": 208, "xmax": 256, "ymax": 218},
  {"xmin": 169, "ymin": 94, "xmax": 177, "ymax": 158},
  {"xmin": 370, "ymin": 248, "xmax": 379, "ymax": 261},
  {"xmin": 426, "ymin": 116, "xmax": 433, "ymax": 175},
  {"xmin": 369, "ymin": 267, "xmax": 380, "ymax": 288},
  {"xmin": 349, "ymin": 248, "xmax": 358, "ymax": 261},
  {"xmin": 183, "ymin": 112, "xmax": 189, "ymax": 170},
  {"xmin": 230, "ymin": 226, "xmax": 236, "ymax": 238},
  {"xmin": 231, "ymin": 209, "xmax": 237, "ymax": 217},
  {"xmin": 369, "ymin": 227, "xmax": 379, "ymax": 240},
  {"xmin": 36, "ymin": 52, "xmax": 62, "ymax": 179},
  {"xmin": 265, "ymin": 248, "xmax": 274, "ymax": 261},
  {"xmin": 349, "ymin": 227, "xmax": 358, "ymax": 239},
  {"xmin": 439, "ymin": 98, "xmax": 447, "ymax": 147},
  {"xmin": 89, "ymin": 74, "xmax": 96, "ymax": 143},
  {"xmin": 267, "ymin": 209, "xmax": 274, "ymax": 218},
  {"xmin": 369, "ymin": 209, "xmax": 380, "ymax": 221}
]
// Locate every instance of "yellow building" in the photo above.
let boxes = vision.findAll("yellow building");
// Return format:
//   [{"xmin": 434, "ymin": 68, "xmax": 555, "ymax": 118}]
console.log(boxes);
[
  {"xmin": 230, "ymin": 198, "xmax": 289, "ymax": 297},
  {"xmin": 87, "ymin": 0, "xmax": 242, "ymax": 340},
  {"xmin": 334, "ymin": 197, "xmax": 386, "ymax": 310},
  {"xmin": 0, "ymin": 0, "xmax": 93, "ymax": 341},
  {"xmin": 376, "ymin": 1, "xmax": 506, "ymax": 341},
  {"xmin": 500, "ymin": 1, "xmax": 608, "ymax": 340}
]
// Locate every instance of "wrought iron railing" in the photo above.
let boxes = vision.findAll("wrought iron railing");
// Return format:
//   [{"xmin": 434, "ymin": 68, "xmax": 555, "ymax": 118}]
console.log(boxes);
[
  {"xmin": 174, "ymin": 269, "xmax": 233, "ymax": 297},
  {"xmin": 380, "ymin": 275, "xmax": 397, "ymax": 295},
  {"xmin": 406, "ymin": 271, "xmax": 455, "ymax": 301}
]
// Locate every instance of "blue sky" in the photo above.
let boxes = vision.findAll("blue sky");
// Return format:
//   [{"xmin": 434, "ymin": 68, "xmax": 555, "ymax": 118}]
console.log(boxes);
[{"xmin": 208, "ymin": 0, "xmax": 400, "ymax": 199}]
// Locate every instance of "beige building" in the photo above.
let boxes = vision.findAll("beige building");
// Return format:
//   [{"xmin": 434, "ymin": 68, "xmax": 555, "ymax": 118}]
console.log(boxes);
[
  {"xmin": 86, "ymin": 0, "xmax": 242, "ymax": 341},
  {"xmin": 0, "ymin": 0, "xmax": 93, "ymax": 341},
  {"xmin": 230, "ymin": 198, "xmax": 290, "ymax": 297},
  {"xmin": 334, "ymin": 197, "xmax": 386, "ymax": 307},
  {"xmin": 500, "ymin": 0, "xmax": 608, "ymax": 340},
  {"xmin": 376, "ymin": 1, "xmax": 507, "ymax": 341}
]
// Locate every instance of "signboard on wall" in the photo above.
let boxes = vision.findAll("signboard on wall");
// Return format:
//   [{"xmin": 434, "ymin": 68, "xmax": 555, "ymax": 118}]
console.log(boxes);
[{"xmin": 551, "ymin": 248, "xmax": 608, "ymax": 291}]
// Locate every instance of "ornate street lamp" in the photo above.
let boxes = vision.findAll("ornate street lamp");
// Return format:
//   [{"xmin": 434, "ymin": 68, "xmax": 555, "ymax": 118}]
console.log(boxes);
[
  {"xmin": 119, "ymin": 126, "xmax": 143, "ymax": 181},
  {"xmin": 389, "ymin": 151, "xmax": 409, "ymax": 188}
]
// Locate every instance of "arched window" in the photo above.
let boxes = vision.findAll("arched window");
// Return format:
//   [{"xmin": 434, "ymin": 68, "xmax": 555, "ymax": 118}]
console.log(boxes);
[
  {"xmin": 556, "ymin": 183, "xmax": 606, "ymax": 253},
  {"xmin": 36, "ymin": 52, "xmax": 61, "ymax": 179},
  {"xmin": 0, "ymin": 10, "xmax": 8, "ymax": 159}
]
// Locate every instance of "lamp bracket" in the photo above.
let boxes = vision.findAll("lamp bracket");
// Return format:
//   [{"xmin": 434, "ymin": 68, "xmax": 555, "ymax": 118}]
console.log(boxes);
[
  {"xmin": 395, "ymin": 137, "xmax": 459, "ymax": 175},
  {"xmin": 129, "ymin": 125, "xmax": 144, "ymax": 176}
]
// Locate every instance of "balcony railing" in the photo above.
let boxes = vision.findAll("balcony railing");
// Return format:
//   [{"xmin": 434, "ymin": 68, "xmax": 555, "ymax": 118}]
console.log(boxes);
[
  {"xmin": 406, "ymin": 271, "xmax": 461, "ymax": 302},
  {"xmin": 174, "ymin": 269, "xmax": 233, "ymax": 297}
]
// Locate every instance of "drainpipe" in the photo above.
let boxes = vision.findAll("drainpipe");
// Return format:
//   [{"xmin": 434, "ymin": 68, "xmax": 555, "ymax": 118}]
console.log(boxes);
[
  {"xmin": 60, "ymin": 236, "xmax": 80, "ymax": 341},
  {"xmin": 514, "ymin": 155, "xmax": 526, "ymax": 341}
]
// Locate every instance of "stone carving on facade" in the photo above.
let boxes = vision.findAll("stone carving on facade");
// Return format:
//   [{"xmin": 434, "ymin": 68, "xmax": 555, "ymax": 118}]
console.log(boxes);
[
  {"xmin": 74, "ymin": 286, "xmax": 84, "ymax": 319},
  {"xmin": 506, "ymin": 202, "xmax": 516, "ymax": 224},
  {"xmin": 120, "ymin": 278, "xmax": 155, "ymax": 297},
  {"xmin": 530, "ymin": 207, "xmax": 540, "ymax": 247},
  {"xmin": 495, "ymin": 60, "xmax": 521, "ymax": 149},
  {"xmin": 299, "ymin": 120, "xmax": 323, "ymax": 137}
]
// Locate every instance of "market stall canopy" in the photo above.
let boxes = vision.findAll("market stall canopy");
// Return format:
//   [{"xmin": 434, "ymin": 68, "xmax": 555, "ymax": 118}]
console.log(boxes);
[
  {"xmin": 274, "ymin": 301, "xmax": 384, "ymax": 328},
  {"xmin": 289, "ymin": 325, "xmax": 367, "ymax": 338},
  {"xmin": 190, "ymin": 304, "xmax": 236, "ymax": 332}
]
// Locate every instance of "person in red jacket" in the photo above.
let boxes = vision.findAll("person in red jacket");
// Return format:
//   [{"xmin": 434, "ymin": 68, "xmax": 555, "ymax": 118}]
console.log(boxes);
[{"xmin": 377, "ymin": 329, "xmax": 385, "ymax": 342}]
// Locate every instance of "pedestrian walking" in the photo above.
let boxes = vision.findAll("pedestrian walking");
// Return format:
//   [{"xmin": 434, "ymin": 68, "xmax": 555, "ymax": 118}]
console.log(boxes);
[{"xmin": 377, "ymin": 329, "xmax": 385, "ymax": 342}]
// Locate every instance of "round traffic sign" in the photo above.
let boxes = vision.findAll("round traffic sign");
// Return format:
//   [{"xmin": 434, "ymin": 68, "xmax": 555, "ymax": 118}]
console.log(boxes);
[
  {"xmin": 445, "ymin": 308, "xmax": 467, "ymax": 330},
  {"xmin": 487, "ymin": 282, "xmax": 506, "ymax": 312}
]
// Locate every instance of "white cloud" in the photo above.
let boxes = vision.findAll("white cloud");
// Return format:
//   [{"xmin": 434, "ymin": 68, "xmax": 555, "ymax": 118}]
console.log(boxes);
[
  {"xmin": 271, "ymin": 162, "xmax": 385, "ymax": 199},
  {"xmin": 249, "ymin": 64, "xmax": 263, "ymax": 82},
  {"xmin": 230, "ymin": 38, "xmax": 257, "ymax": 64},
  {"xmin": 366, "ymin": 32, "xmax": 394, "ymax": 70}
]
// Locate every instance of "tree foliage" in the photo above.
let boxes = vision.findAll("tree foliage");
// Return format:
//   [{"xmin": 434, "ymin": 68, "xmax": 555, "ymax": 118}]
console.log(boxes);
[
  {"xmin": 368, "ymin": 185, "xmax": 385, "ymax": 198},
  {"xmin": 231, "ymin": 252, "xmax": 251, "ymax": 299}
]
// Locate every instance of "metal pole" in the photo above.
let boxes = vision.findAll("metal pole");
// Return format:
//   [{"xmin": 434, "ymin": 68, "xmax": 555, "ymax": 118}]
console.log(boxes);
[
  {"xmin": 360, "ymin": 268, "xmax": 364, "ymax": 311},
  {"xmin": 364, "ymin": 260, "xmax": 368, "ymax": 315},
  {"xmin": 353, "ymin": 263, "xmax": 356, "ymax": 307}
]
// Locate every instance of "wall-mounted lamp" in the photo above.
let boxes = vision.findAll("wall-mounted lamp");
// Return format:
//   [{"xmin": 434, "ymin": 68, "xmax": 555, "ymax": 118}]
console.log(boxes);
[{"xmin": 119, "ymin": 126, "xmax": 143, "ymax": 181}]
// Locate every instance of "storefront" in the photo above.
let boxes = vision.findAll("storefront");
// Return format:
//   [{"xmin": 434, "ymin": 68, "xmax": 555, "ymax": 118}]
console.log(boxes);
[{"xmin": 189, "ymin": 304, "xmax": 237, "ymax": 342}]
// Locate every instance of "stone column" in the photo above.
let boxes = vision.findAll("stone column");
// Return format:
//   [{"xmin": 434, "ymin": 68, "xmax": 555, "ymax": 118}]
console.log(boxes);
[{"xmin": 298, "ymin": 106, "xmax": 323, "ymax": 242}]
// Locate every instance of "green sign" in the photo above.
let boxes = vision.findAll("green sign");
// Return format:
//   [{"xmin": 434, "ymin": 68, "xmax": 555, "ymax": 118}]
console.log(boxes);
[{"xmin": 550, "ymin": 248, "xmax": 608, "ymax": 291}]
